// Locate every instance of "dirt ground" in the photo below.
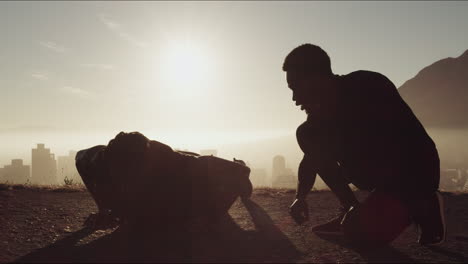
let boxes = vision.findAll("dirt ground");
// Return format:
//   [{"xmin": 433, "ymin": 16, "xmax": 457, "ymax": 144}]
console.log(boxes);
[{"xmin": 1, "ymin": 185, "xmax": 468, "ymax": 263}]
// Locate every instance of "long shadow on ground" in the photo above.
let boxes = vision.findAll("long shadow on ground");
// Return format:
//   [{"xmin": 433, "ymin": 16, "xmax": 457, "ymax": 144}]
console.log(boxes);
[
  {"xmin": 191, "ymin": 198, "xmax": 301, "ymax": 262},
  {"xmin": 15, "ymin": 199, "xmax": 301, "ymax": 263}
]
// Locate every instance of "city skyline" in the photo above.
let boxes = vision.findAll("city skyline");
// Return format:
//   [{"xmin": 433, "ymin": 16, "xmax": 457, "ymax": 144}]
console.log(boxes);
[
  {"xmin": 0, "ymin": 143, "xmax": 300, "ymax": 187},
  {"xmin": 0, "ymin": 143, "xmax": 79, "ymax": 185}
]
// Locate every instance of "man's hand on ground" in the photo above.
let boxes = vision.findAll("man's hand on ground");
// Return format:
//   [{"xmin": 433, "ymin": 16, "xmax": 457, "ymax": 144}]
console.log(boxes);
[{"xmin": 289, "ymin": 198, "xmax": 309, "ymax": 225}]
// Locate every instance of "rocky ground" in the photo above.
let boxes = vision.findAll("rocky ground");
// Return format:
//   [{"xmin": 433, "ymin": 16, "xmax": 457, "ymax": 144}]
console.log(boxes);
[{"xmin": 1, "ymin": 184, "xmax": 467, "ymax": 263}]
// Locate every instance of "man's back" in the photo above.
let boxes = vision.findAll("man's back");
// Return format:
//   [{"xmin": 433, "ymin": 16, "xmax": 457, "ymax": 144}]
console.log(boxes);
[{"xmin": 335, "ymin": 70, "xmax": 436, "ymax": 162}]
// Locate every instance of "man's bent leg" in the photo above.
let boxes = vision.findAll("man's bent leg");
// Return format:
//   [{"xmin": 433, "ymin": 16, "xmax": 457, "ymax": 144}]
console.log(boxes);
[
  {"xmin": 317, "ymin": 161, "xmax": 359, "ymax": 210},
  {"xmin": 341, "ymin": 190, "xmax": 412, "ymax": 247},
  {"xmin": 311, "ymin": 160, "xmax": 360, "ymax": 235},
  {"xmin": 383, "ymin": 147, "xmax": 445, "ymax": 246},
  {"xmin": 411, "ymin": 150, "xmax": 445, "ymax": 245}
]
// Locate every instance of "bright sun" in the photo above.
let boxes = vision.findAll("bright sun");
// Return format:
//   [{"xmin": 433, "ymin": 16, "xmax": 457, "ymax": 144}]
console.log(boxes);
[
  {"xmin": 159, "ymin": 41, "xmax": 212, "ymax": 91},
  {"xmin": 151, "ymin": 38, "xmax": 216, "ymax": 124}
]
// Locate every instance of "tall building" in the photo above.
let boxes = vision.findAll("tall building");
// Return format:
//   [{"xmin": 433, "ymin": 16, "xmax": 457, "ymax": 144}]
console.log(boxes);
[
  {"xmin": 272, "ymin": 155, "xmax": 296, "ymax": 189},
  {"xmin": 200, "ymin": 149, "xmax": 218, "ymax": 156},
  {"xmin": 32, "ymin": 144, "xmax": 57, "ymax": 185},
  {"xmin": 57, "ymin": 150, "xmax": 81, "ymax": 185},
  {"xmin": 1, "ymin": 159, "xmax": 30, "ymax": 184},
  {"xmin": 272, "ymin": 155, "xmax": 286, "ymax": 180}
]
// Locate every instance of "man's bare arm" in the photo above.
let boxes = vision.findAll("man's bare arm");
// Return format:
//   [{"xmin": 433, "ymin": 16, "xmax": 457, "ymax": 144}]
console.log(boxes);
[
  {"xmin": 296, "ymin": 155, "xmax": 317, "ymax": 199},
  {"xmin": 289, "ymin": 155, "xmax": 316, "ymax": 224}
]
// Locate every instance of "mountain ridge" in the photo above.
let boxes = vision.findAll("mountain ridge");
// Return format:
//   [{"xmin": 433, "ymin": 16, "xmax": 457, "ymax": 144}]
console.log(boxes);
[{"xmin": 398, "ymin": 49, "xmax": 468, "ymax": 128}]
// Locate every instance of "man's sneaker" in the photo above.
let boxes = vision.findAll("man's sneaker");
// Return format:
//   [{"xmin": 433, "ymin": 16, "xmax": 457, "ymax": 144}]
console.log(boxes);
[
  {"xmin": 312, "ymin": 210, "xmax": 346, "ymax": 235},
  {"xmin": 415, "ymin": 191, "xmax": 446, "ymax": 246}
]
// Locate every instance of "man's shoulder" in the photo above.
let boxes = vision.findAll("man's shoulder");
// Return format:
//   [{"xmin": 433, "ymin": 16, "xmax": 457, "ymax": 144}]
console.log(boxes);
[
  {"xmin": 342, "ymin": 70, "xmax": 392, "ymax": 84},
  {"xmin": 341, "ymin": 70, "xmax": 397, "ymax": 95}
]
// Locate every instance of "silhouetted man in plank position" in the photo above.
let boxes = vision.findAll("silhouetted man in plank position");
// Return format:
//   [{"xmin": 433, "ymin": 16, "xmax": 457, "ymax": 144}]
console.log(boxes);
[
  {"xmin": 76, "ymin": 132, "xmax": 252, "ymax": 229},
  {"xmin": 286, "ymin": 44, "xmax": 445, "ymax": 246}
]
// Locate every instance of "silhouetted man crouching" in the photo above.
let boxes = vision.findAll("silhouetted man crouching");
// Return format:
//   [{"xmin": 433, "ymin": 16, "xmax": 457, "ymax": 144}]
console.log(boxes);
[{"xmin": 285, "ymin": 44, "xmax": 445, "ymax": 246}]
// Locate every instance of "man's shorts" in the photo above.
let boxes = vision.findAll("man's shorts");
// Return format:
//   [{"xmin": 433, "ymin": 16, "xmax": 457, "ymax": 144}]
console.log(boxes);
[{"xmin": 344, "ymin": 144, "xmax": 440, "ymax": 199}]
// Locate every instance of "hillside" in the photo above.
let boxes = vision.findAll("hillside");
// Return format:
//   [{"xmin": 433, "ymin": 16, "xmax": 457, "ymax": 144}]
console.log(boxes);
[
  {"xmin": 399, "ymin": 49, "xmax": 468, "ymax": 129},
  {"xmin": 398, "ymin": 50, "xmax": 468, "ymax": 168}
]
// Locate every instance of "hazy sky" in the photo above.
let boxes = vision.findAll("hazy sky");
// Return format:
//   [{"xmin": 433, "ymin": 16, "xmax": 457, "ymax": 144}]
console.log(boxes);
[{"xmin": 1, "ymin": 1, "xmax": 468, "ymax": 165}]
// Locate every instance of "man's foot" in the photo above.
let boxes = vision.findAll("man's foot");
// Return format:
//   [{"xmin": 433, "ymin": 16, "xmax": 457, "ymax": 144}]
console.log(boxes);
[
  {"xmin": 415, "ymin": 191, "xmax": 446, "ymax": 246},
  {"xmin": 312, "ymin": 210, "xmax": 346, "ymax": 235}
]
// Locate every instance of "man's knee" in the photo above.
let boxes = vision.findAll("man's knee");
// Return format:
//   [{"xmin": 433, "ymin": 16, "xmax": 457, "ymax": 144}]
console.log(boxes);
[
  {"xmin": 297, "ymin": 122, "xmax": 338, "ymax": 163},
  {"xmin": 296, "ymin": 122, "xmax": 321, "ymax": 154}
]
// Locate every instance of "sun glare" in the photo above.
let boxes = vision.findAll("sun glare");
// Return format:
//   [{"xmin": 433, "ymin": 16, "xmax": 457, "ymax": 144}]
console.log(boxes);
[{"xmin": 159, "ymin": 41, "xmax": 212, "ymax": 93}]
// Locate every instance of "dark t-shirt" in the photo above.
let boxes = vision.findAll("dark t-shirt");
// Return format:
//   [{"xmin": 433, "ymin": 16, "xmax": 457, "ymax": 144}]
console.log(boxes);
[
  {"xmin": 338, "ymin": 71, "xmax": 435, "ymax": 161},
  {"xmin": 297, "ymin": 70, "xmax": 439, "ymax": 190}
]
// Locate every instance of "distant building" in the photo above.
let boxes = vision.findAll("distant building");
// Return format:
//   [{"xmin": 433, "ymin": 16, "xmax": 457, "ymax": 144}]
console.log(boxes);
[
  {"xmin": 0, "ymin": 159, "xmax": 30, "ymax": 184},
  {"xmin": 272, "ymin": 155, "xmax": 296, "ymax": 189},
  {"xmin": 250, "ymin": 168, "xmax": 268, "ymax": 187},
  {"xmin": 200, "ymin": 149, "xmax": 218, "ymax": 156},
  {"xmin": 272, "ymin": 155, "xmax": 286, "ymax": 180},
  {"xmin": 32, "ymin": 144, "xmax": 57, "ymax": 185},
  {"xmin": 440, "ymin": 168, "xmax": 467, "ymax": 192},
  {"xmin": 57, "ymin": 150, "xmax": 81, "ymax": 185}
]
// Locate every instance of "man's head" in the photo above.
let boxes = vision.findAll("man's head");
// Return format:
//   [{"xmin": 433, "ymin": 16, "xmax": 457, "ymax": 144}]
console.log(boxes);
[{"xmin": 283, "ymin": 44, "xmax": 336, "ymax": 115}]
